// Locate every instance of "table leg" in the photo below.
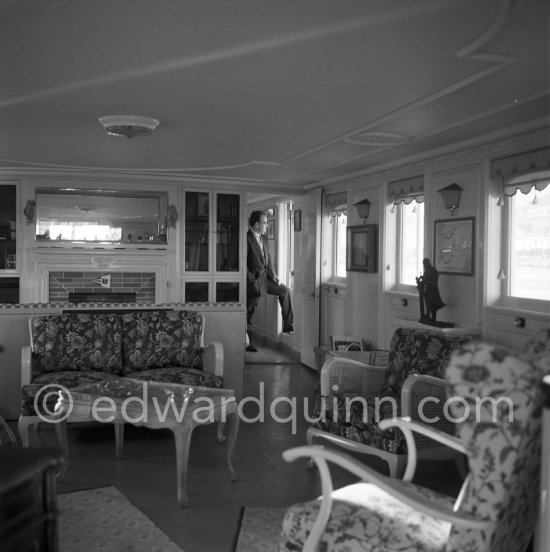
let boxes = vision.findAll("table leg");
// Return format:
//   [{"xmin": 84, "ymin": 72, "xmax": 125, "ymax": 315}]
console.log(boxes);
[
  {"xmin": 171, "ymin": 420, "xmax": 194, "ymax": 507},
  {"xmin": 225, "ymin": 406, "xmax": 239, "ymax": 482},
  {"xmin": 217, "ymin": 421, "xmax": 225, "ymax": 442},
  {"xmin": 54, "ymin": 420, "xmax": 68, "ymax": 480},
  {"xmin": 114, "ymin": 422, "xmax": 124, "ymax": 459}
]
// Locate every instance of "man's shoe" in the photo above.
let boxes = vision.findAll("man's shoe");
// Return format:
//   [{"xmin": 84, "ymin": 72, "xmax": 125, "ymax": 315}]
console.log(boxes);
[
  {"xmin": 283, "ymin": 326, "xmax": 294, "ymax": 334},
  {"xmin": 246, "ymin": 345, "xmax": 258, "ymax": 352}
]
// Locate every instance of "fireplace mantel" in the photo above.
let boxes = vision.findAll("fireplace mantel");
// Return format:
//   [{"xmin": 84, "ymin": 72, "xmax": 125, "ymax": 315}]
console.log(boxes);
[{"xmin": 26, "ymin": 248, "xmax": 172, "ymax": 304}]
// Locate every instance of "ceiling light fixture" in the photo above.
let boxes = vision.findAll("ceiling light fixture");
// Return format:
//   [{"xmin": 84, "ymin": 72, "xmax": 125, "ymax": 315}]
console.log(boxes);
[{"xmin": 99, "ymin": 115, "xmax": 159, "ymax": 138}]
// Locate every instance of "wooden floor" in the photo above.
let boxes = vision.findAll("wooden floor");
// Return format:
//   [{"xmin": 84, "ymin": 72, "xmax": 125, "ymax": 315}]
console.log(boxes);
[{"xmin": 18, "ymin": 345, "xmax": 464, "ymax": 552}]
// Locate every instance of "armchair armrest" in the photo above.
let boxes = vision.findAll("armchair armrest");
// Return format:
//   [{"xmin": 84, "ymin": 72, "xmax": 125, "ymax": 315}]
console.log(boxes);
[
  {"xmin": 283, "ymin": 445, "xmax": 489, "ymax": 552},
  {"xmin": 21, "ymin": 346, "xmax": 32, "ymax": 386},
  {"xmin": 378, "ymin": 416, "xmax": 466, "ymax": 481},
  {"xmin": 203, "ymin": 342, "xmax": 223, "ymax": 377},
  {"xmin": 320, "ymin": 356, "xmax": 386, "ymax": 397}
]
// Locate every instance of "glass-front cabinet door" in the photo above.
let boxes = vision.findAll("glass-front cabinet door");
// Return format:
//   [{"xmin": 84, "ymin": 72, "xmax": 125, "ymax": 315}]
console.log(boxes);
[
  {"xmin": 183, "ymin": 190, "xmax": 243, "ymax": 302},
  {"xmin": 185, "ymin": 191, "xmax": 210, "ymax": 272},
  {"xmin": 184, "ymin": 281, "xmax": 209, "ymax": 302},
  {"xmin": 215, "ymin": 193, "xmax": 240, "ymax": 272},
  {"xmin": 0, "ymin": 184, "xmax": 17, "ymax": 271}
]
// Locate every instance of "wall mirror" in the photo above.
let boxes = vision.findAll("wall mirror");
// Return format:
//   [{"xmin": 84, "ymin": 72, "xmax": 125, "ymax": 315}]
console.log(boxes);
[{"xmin": 35, "ymin": 189, "xmax": 169, "ymax": 244}]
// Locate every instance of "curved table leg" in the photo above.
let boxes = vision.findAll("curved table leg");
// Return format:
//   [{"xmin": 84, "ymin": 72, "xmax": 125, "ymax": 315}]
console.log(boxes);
[
  {"xmin": 54, "ymin": 419, "xmax": 68, "ymax": 480},
  {"xmin": 225, "ymin": 405, "xmax": 239, "ymax": 482},
  {"xmin": 114, "ymin": 422, "xmax": 125, "ymax": 459},
  {"xmin": 171, "ymin": 420, "xmax": 194, "ymax": 507},
  {"xmin": 217, "ymin": 421, "xmax": 226, "ymax": 442}
]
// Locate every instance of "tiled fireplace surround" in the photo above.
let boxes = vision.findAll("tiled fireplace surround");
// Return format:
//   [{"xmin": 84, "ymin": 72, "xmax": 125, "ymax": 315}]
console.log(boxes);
[
  {"xmin": 29, "ymin": 248, "xmax": 169, "ymax": 304},
  {"xmin": 49, "ymin": 271, "xmax": 156, "ymax": 303}
]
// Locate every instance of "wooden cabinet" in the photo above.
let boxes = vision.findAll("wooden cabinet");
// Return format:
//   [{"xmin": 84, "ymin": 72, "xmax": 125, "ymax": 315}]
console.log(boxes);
[
  {"xmin": 0, "ymin": 183, "xmax": 19, "ymax": 304},
  {"xmin": 183, "ymin": 191, "xmax": 243, "ymax": 303},
  {"xmin": 0, "ymin": 447, "xmax": 63, "ymax": 552}
]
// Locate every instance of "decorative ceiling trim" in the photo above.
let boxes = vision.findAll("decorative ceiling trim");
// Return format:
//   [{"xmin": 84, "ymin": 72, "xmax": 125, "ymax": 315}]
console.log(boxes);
[
  {"xmin": 344, "ymin": 132, "xmax": 408, "ymax": 147},
  {"xmin": 258, "ymin": 0, "xmax": 519, "ymax": 175},
  {"xmin": 0, "ymin": 5, "xmax": 441, "ymax": 111}
]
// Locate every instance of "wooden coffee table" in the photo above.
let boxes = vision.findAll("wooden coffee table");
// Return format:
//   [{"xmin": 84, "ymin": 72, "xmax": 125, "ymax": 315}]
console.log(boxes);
[{"xmin": 55, "ymin": 378, "xmax": 239, "ymax": 506}]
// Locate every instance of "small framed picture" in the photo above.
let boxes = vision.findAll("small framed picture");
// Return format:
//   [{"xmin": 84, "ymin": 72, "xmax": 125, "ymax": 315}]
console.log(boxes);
[
  {"xmin": 294, "ymin": 209, "xmax": 302, "ymax": 232},
  {"xmin": 346, "ymin": 224, "xmax": 378, "ymax": 272},
  {"xmin": 267, "ymin": 219, "xmax": 276, "ymax": 240},
  {"xmin": 434, "ymin": 217, "xmax": 475, "ymax": 275}
]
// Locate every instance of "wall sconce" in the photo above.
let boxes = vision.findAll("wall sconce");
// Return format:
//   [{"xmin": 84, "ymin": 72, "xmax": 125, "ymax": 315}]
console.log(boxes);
[
  {"xmin": 353, "ymin": 198, "xmax": 371, "ymax": 223},
  {"xmin": 437, "ymin": 183, "xmax": 463, "ymax": 216}
]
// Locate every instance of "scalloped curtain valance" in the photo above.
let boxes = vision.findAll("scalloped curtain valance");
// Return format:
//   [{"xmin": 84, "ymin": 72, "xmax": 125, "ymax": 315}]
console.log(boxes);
[
  {"xmin": 491, "ymin": 146, "xmax": 550, "ymax": 196},
  {"xmin": 324, "ymin": 191, "xmax": 347, "ymax": 220},
  {"xmin": 388, "ymin": 175, "xmax": 424, "ymax": 205}
]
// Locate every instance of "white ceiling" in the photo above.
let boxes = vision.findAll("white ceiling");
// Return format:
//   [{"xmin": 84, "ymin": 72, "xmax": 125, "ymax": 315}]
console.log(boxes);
[{"xmin": 1, "ymin": 0, "xmax": 549, "ymax": 200}]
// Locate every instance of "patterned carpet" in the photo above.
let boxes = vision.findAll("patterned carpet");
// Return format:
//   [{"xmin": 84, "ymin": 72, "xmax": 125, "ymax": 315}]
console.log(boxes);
[
  {"xmin": 233, "ymin": 506, "xmax": 286, "ymax": 552},
  {"xmin": 57, "ymin": 486, "xmax": 184, "ymax": 552}
]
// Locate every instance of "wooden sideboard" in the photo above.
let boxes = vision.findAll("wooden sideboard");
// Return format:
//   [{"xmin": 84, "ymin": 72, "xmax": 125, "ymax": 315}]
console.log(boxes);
[{"xmin": 0, "ymin": 447, "xmax": 63, "ymax": 552}]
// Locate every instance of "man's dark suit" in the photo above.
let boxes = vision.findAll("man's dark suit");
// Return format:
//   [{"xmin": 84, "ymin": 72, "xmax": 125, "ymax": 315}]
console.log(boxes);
[{"xmin": 246, "ymin": 229, "xmax": 293, "ymax": 343}]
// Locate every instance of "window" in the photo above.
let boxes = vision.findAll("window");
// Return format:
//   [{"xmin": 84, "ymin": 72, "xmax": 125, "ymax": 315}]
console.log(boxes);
[
  {"xmin": 397, "ymin": 200, "xmax": 424, "ymax": 285},
  {"xmin": 507, "ymin": 185, "xmax": 550, "ymax": 301},
  {"xmin": 323, "ymin": 191, "xmax": 348, "ymax": 284},
  {"xmin": 492, "ymin": 146, "xmax": 550, "ymax": 307},
  {"xmin": 334, "ymin": 211, "xmax": 348, "ymax": 278},
  {"xmin": 387, "ymin": 175, "xmax": 425, "ymax": 289}
]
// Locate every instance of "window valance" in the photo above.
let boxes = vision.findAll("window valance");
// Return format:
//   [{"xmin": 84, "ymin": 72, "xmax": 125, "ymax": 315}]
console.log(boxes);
[
  {"xmin": 388, "ymin": 175, "xmax": 424, "ymax": 205},
  {"xmin": 491, "ymin": 147, "xmax": 550, "ymax": 196},
  {"xmin": 324, "ymin": 191, "xmax": 347, "ymax": 221},
  {"xmin": 324, "ymin": 191, "xmax": 347, "ymax": 210}
]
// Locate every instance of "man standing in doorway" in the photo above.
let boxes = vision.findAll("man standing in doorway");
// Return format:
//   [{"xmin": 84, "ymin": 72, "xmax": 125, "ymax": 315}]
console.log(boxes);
[{"xmin": 246, "ymin": 210, "xmax": 293, "ymax": 352}]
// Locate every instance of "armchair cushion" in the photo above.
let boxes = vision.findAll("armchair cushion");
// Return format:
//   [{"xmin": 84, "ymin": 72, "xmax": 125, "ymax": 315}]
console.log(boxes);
[
  {"xmin": 121, "ymin": 310, "xmax": 203, "ymax": 373},
  {"xmin": 316, "ymin": 394, "xmax": 406, "ymax": 454},
  {"xmin": 381, "ymin": 327, "xmax": 468, "ymax": 395},
  {"xmin": 31, "ymin": 313, "xmax": 123, "ymax": 377},
  {"xmin": 280, "ymin": 481, "xmax": 453, "ymax": 552}
]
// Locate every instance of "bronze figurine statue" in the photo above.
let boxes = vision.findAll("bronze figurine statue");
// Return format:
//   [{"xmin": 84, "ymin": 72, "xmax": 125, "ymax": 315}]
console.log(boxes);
[{"xmin": 416, "ymin": 258, "xmax": 447, "ymax": 326}]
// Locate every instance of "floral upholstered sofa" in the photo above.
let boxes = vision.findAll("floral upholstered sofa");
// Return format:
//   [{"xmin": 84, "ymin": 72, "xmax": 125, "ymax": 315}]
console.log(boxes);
[
  {"xmin": 18, "ymin": 309, "xmax": 223, "ymax": 445},
  {"xmin": 309, "ymin": 326, "xmax": 471, "ymax": 477}
]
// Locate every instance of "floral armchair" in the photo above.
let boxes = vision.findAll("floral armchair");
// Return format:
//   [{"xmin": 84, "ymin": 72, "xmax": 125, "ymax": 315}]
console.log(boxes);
[
  {"xmin": 279, "ymin": 339, "xmax": 548, "ymax": 552},
  {"xmin": 309, "ymin": 327, "xmax": 470, "ymax": 478}
]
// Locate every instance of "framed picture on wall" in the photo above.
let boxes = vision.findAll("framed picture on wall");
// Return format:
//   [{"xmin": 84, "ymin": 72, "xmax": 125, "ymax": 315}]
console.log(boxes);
[
  {"xmin": 294, "ymin": 209, "xmax": 302, "ymax": 232},
  {"xmin": 434, "ymin": 217, "xmax": 475, "ymax": 275},
  {"xmin": 267, "ymin": 219, "xmax": 275, "ymax": 240},
  {"xmin": 346, "ymin": 224, "xmax": 378, "ymax": 272}
]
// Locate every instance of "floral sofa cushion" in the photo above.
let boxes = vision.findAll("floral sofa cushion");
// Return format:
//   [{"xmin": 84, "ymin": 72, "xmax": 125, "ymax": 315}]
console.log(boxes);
[
  {"xmin": 121, "ymin": 310, "xmax": 204, "ymax": 372},
  {"xmin": 31, "ymin": 313, "xmax": 123, "ymax": 377},
  {"xmin": 125, "ymin": 367, "xmax": 223, "ymax": 388},
  {"xmin": 21, "ymin": 371, "xmax": 120, "ymax": 417}
]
